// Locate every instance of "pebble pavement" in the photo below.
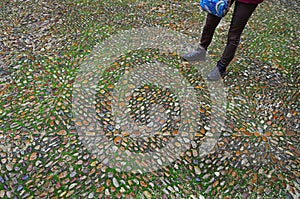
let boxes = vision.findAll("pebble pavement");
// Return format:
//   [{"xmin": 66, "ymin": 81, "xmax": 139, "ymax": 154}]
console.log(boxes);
[{"xmin": 0, "ymin": 0, "xmax": 299, "ymax": 198}]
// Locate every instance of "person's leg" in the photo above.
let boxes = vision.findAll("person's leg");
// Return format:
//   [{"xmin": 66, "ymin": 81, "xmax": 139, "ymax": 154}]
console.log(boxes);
[
  {"xmin": 200, "ymin": 13, "xmax": 222, "ymax": 50},
  {"xmin": 200, "ymin": 0, "xmax": 236, "ymax": 50},
  {"xmin": 182, "ymin": 13, "xmax": 222, "ymax": 61},
  {"xmin": 207, "ymin": 1, "xmax": 258, "ymax": 81},
  {"xmin": 183, "ymin": 0, "xmax": 236, "ymax": 61},
  {"xmin": 219, "ymin": 1, "xmax": 258, "ymax": 68}
]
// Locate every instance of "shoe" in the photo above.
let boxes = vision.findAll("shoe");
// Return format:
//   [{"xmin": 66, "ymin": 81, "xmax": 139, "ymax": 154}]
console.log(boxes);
[
  {"xmin": 182, "ymin": 46, "xmax": 206, "ymax": 62},
  {"xmin": 207, "ymin": 64, "xmax": 226, "ymax": 81}
]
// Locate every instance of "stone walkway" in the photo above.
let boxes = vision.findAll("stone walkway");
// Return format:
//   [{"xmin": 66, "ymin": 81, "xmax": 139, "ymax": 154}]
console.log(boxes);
[{"xmin": 0, "ymin": 0, "xmax": 299, "ymax": 198}]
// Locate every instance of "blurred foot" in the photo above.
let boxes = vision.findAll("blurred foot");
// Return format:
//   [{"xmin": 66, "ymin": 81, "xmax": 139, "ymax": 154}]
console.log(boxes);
[
  {"xmin": 207, "ymin": 65, "xmax": 226, "ymax": 81},
  {"xmin": 182, "ymin": 46, "xmax": 206, "ymax": 62}
]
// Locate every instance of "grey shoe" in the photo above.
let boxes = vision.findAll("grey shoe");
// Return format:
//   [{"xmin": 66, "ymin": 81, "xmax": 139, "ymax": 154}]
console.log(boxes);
[
  {"xmin": 207, "ymin": 66, "xmax": 226, "ymax": 81},
  {"xmin": 182, "ymin": 46, "xmax": 206, "ymax": 62}
]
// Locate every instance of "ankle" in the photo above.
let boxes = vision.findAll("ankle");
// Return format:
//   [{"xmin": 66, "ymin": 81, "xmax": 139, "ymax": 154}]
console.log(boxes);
[
  {"xmin": 217, "ymin": 61, "xmax": 227, "ymax": 72},
  {"xmin": 198, "ymin": 45, "xmax": 207, "ymax": 51}
]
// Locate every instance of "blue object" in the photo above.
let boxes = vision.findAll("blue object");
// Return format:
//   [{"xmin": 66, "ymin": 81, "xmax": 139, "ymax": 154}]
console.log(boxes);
[
  {"xmin": 200, "ymin": 0, "xmax": 229, "ymax": 17},
  {"xmin": 17, "ymin": 185, "xmax": 23, "ymax": 192},
  {"xmin": 21, "ymin": 175, "xmax": 29, "ymax": 181}
]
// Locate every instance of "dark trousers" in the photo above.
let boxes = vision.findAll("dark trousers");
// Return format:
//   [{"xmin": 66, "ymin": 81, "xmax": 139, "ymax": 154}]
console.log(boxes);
[{"xmin": 200, "ymin": 0, "xmax": 258, "ymax": 68}]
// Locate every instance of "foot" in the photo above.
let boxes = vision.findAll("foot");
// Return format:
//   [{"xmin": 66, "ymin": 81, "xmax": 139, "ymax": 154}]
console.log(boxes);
[
  {"xmin": 207, "ymin": 65, "xmax": 226, "ymax": 81},
  {"xmin": 182, "ymin": 46, "xmax": 206, "ymax": 62}
]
